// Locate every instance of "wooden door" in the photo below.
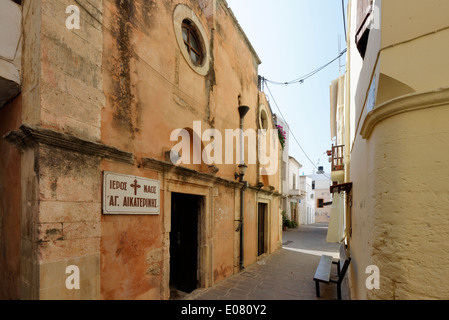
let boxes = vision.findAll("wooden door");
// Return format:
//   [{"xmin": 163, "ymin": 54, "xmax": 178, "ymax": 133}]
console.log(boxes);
[{"xmin": 258, "ymin": 203, "xmax": 267, "ymax": 256}]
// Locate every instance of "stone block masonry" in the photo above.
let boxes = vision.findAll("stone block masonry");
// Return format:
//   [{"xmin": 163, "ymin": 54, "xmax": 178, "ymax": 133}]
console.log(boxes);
[
  {"xmin": 36, "ymin": 145, "xmax": 102, "ymax": 299},
  {"xmin": 2, "ymin": 0, "xmax": 284, "ymax": 300}
]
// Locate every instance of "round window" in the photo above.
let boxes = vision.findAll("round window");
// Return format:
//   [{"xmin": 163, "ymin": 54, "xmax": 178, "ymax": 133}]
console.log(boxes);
[
  {"xmin": 259, "ymin": 107, "xmax": 269, "ymax": 130},
  {"xmin": 182, "ymin": 20, "xmax": 203, "ymax": 65},
  {"xmin": 174, "ymin": 5, "xmax": 210, "ymax": 76}
]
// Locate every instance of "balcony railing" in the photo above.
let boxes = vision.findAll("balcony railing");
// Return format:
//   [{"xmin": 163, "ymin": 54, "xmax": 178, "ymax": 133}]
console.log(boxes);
[
  {"xmin": 289, "ymin": 189, "xmax": 305, "ymax": 197},
  {"xmin": 331, "ymin": 145, "xmax": 344, "ymax": 172}
]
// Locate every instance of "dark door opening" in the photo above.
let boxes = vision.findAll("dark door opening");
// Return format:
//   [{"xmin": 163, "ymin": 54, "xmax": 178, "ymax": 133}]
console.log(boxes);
[
  {"xmin": 170, "ymin": 193, "xmax": 201, "ymax": 295},
  {"xmin": 258, "ymin": 203, "xmax": 267, "ymax": 256}
]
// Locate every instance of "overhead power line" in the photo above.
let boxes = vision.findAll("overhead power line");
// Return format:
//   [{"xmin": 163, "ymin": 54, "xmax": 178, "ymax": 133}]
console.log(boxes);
[
  {"xmin": 263, "ymin": 48, "xmax": 347, "ymax": 86},
  {"xmin": 263, "ymin": 80, "xmax": 331, "ymax": 179}
]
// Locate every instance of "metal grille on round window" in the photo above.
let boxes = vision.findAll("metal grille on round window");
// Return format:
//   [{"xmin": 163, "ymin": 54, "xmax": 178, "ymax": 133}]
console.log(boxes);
[{"xmin": 182, "ymin": 20, "xmax": 203, "ymax": 65}]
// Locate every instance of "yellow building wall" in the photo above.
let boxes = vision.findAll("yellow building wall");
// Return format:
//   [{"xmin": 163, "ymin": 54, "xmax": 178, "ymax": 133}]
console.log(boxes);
[
  {"xmin": 347, "ymin": 0, "xmax": 449, "ymax": 299},
  {"xmin": 367, "ymin": 99, "xmax": 449, "ymax": 299}
]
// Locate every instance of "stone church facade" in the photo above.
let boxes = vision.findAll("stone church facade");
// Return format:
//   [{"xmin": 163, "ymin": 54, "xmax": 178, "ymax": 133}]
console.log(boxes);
[{"xmin": 0, "ymin": 0, "xmax": 282, "ymax": 300}]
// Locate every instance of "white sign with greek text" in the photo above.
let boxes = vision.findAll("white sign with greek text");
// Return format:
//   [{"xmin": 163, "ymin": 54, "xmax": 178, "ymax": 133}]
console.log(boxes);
[{"xmin": 102, "ymin": 172, "xmax": 160, "ymax": 215}]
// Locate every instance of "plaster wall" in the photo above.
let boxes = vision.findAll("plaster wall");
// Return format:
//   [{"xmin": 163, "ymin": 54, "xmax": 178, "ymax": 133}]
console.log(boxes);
[
  {"xmin": 0, "ymin": 96, "xmax": 22, "ymax": 299},
  {"xmin": 346, "ymin": 0, "xmax": 449, "ymax": 299},
  {"xmin": 1, "ymin": 0, "xmax": 281, "ymax": 300}
]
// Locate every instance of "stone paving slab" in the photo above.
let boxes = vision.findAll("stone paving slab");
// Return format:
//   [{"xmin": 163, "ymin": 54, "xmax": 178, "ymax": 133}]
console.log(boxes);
[{"xmin": 184, "ymin": 223, "xmax": 350, "ymax": 301}]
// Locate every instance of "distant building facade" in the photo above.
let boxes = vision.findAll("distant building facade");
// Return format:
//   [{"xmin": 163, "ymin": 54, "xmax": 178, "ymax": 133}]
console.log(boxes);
[
  {"xmin": 307, "ymin": 167, "xmax": 332, "ymax": 223},
  {"xmin": 298, "ymin": 175, "xmax": 315, "ymax": 225},
  {"xmin": 272, "ymin": 114, "xmax": 293, "ymax": 223},
  {"xmin": 287, "ymin": 156, "xmax": 303, "ymax": 225}
]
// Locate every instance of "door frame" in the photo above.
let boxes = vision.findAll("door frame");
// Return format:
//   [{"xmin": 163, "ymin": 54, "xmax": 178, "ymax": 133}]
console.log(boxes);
[
  {"xmin": 256, "ymin": 195, "xmax": 272, "ymax": 259},
  {"xmin": 170, "ymin": 192, "xmax": 201, "ymax": 293},
  {"xmin": 164, "ymin": 180, "xmax": 213, "ymax": 292},
  {"xmin": 257, "ymin": 202, "xmax": 268, "ymax": 256}
]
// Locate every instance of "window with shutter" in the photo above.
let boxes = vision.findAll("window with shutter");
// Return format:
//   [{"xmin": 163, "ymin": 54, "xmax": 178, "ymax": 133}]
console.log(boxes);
[
  {"xmin": 317, "ymin": 199, "xmax": 324, "ymax": 208},
  {"xmin": 355, "ymin": 0, "xmax": 374, "ymax": 59}
]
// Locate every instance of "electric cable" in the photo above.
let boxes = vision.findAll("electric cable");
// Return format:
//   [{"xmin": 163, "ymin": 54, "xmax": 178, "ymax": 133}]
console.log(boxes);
[
  {"xmin": 70, "ymin": 0, "xmax": 333, "ymax": 179},
  {"xmin": 264, "ymin": 80, "xmax": 332, "ymax": 179},
  {"xmin": 263, "ymin": 48, "xmax": 347, "ymax": 86}
]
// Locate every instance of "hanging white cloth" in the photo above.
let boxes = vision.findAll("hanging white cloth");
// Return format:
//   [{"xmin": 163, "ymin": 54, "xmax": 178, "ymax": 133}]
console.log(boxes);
[{"xmin": 326, "ymin": 193, "xmax": 345, "ymax": 243}]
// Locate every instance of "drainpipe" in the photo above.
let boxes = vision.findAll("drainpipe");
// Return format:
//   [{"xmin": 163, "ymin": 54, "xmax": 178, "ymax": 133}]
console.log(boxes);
[
  {"xmin": 239, "ymin": 181, "xmax": 247, "ymax": 270},
  {"xmin": 237, "ymin": 105, "xmax": 249, "ymax": 270},
  {"xmin": 345, "ymin": 0, "xmax": 352, "ymax": 245}
]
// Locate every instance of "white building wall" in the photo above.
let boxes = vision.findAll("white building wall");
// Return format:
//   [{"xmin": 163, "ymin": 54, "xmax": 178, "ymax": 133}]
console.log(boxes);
[
  {"xmin": 299, "ymin": 176, "xmax": 315, "ymax": 225},
  {"xmin": 307, "ymin": 173, "xmax": 332, "ymax": 223},
  {"xmin": 288, "ymin": 158, "xmax": 300, "ymax": 191},
  {"xmin": 274, "ymin": 115, "xmax": 291, "ymax": 218}
]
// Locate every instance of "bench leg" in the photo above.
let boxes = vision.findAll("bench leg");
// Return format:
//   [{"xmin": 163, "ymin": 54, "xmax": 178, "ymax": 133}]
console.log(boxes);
[
  {"xmin": 337, "ymin": 283, "xmax": 341, "ymax": 300},
  {"xmin": 315, "ymin": 280, "xmax": 320, "ymax": 298}
]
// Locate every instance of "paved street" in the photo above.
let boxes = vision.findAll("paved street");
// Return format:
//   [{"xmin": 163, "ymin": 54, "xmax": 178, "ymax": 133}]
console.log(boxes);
[{"xmin": 184, "ymin": 223, "xmax": 350, "ymax": 300}]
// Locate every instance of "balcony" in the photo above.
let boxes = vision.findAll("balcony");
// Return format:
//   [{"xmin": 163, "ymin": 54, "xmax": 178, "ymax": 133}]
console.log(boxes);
[
  {"xmin": 328, "ymin": 145, "xmax": 345, "ymax": 183},
  {"xmin": 289, "ymin": 189, "xmax": 305, "ymax": 198},
  {"xmin": 331, "ymin": 145, "xmax": 344, "ymax": 171}
]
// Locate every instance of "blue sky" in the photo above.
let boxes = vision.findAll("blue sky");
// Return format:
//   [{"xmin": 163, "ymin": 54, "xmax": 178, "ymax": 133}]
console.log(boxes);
[{"xmin": 227, "ymin": 0, "xmax": 348, "ymax": 175}]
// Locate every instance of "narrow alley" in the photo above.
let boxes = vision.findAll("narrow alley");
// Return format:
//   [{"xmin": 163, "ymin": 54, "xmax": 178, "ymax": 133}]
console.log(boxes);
[{"xmin": 184, "ymin": 223, "xmax": 350, "ymax": 300}]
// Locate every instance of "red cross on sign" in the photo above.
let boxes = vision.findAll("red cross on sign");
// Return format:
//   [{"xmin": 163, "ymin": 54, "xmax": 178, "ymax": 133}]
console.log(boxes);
[{"xmin": 130, "ymin": 179, "xmax": 141, "ymax": 196}]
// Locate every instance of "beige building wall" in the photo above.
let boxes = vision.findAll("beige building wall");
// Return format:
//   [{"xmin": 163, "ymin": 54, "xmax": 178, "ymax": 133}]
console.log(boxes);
[
  {"xmin": 309, "ymin": 175, "xmax": 331, "ymax": 223},
  {"xmin": 314, "ymin": 188, "xmax": 331, "ymax": 223},
  {"xmin": 344, "ymin": 0, "xmax": 449, "ymax": 300}
]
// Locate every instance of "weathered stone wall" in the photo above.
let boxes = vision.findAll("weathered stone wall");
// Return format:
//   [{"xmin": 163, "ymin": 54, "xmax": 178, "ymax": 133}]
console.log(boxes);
[
  {"xmin": 37, "ymin": 145, "xmax": 102, "ymax": 299},
  {"xmin": 40, "ymin": 0, "xmax": 104, "ymax": 141},
  {"xmin": 98, "ymin": 0, "xmax": 280, "ymax": 300},
  {"xmin": 17, "ymin": 0, "xmax": 105, "ymax": 299},
  {"xmin": 2, "ymin": 0, "xmax": 281, "ymax": 300},
  {"xmin": 0, "ymin": 96, "xmax": 22, "ymax": 299},
  {"xmin": 213, "ymin": 184, "xmax": 237, "ymax": 283},
  {"xmin": 101, "ymin": 0, "xmax": 263, "ymax": 181},
  {"xmin": 100, "ymin": 160, "xmax": 163, "ymax": 300}
]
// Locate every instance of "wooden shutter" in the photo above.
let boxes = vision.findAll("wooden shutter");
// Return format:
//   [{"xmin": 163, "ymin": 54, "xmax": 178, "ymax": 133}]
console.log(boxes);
[
  {"xmin": 357, "ymin": 0, "xmax": 373, "ymax": 33},
  {"xmin": 355, "ymin": 0, "xmax": 373, "ymax": 58}
]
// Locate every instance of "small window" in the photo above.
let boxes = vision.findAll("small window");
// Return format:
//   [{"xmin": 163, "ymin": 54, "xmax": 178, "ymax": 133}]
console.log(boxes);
[
  {"xmin": 317, "ymin": 199, "xmax": 324, "ymax": 208},
  {"xmin": 182, "ymin": 20, "xmax": 203, "ymax": 66},
  {"xmin": 356, "ymin": 0, "xmax": 374, "ymax": 58},
  {"xmin": 259, "ymin": 108, "xmax": 269, "ymax": 130}
]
